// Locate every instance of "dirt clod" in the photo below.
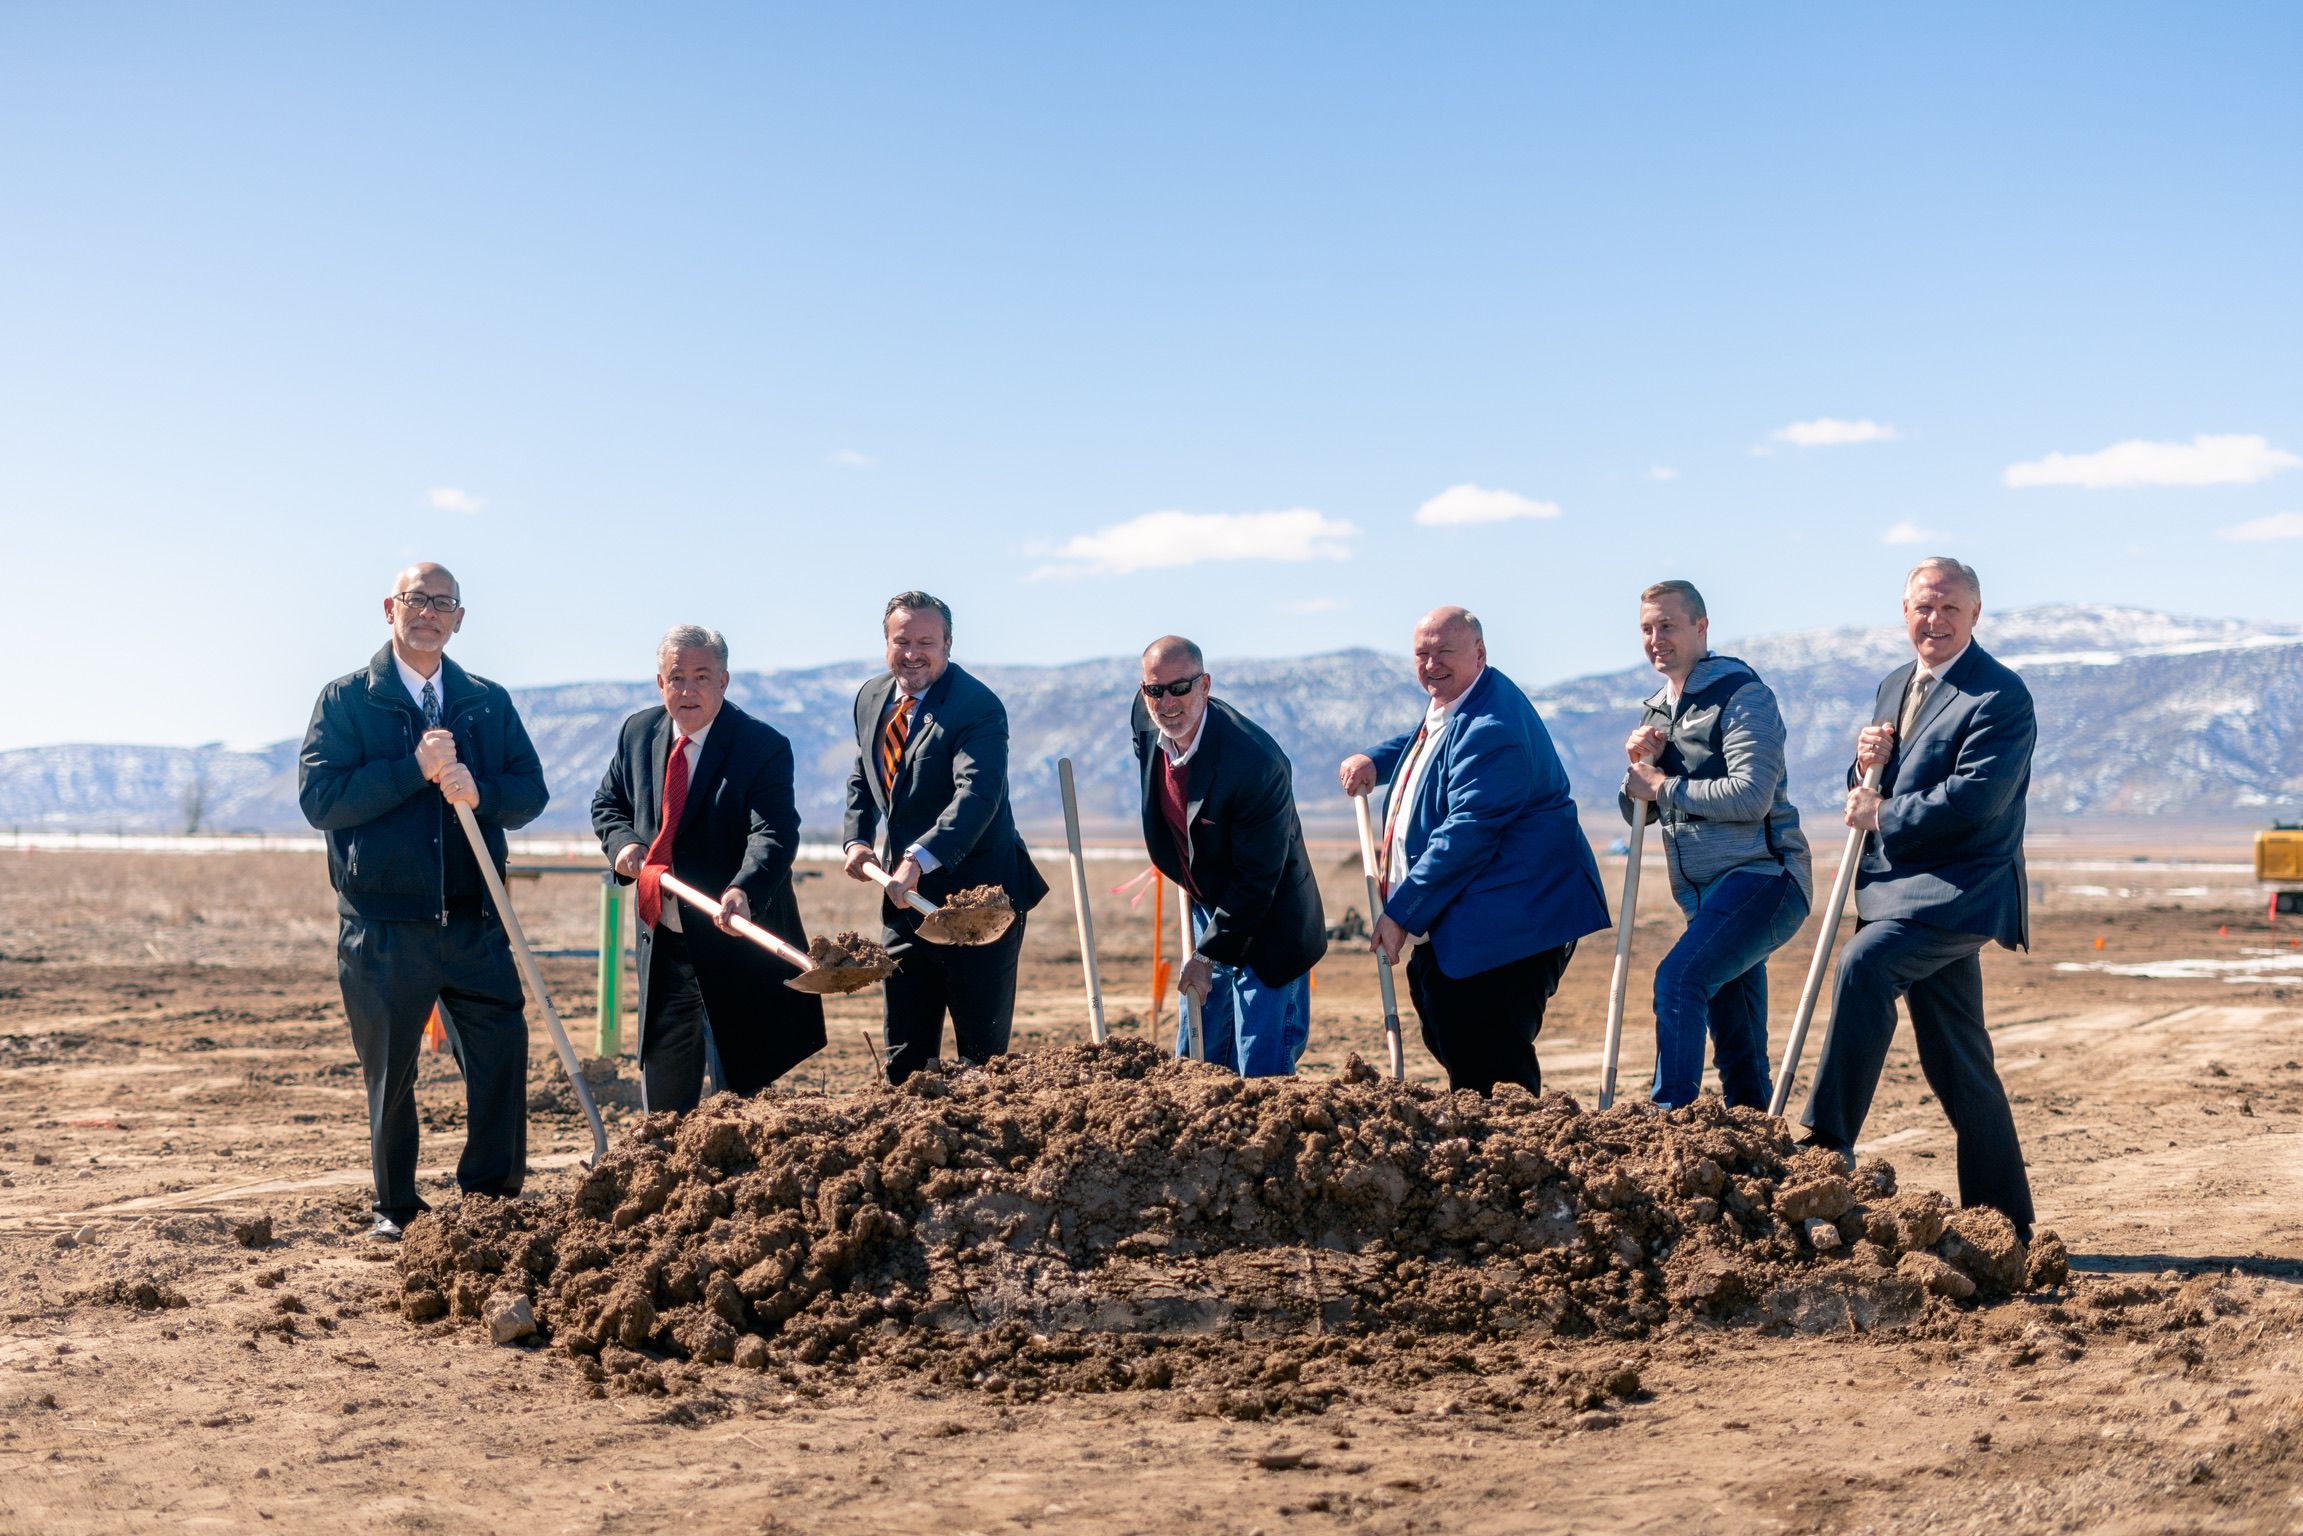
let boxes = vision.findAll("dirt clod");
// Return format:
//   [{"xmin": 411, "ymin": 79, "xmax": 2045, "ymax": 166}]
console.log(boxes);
[{"xmin": 229, "ymin": 1215, "xmax": 273, "ymax": 1249}]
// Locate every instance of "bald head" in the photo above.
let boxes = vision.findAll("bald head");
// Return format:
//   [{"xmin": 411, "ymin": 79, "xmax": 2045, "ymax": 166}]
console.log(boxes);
[
  {"xmin": 1142, "ymin": 635, "xmax": 1204, "ymax": 672},
  {"xmin": 384, "ymin": 561, "xmax": 465, "ymax": 675},
  {"xmin": 1411, "ymin": 606, "xmax": 1486, "ymax": 706}
]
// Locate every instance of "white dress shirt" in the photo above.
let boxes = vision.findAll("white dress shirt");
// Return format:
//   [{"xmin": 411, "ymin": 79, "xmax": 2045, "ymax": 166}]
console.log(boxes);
[
  {"xmin": 655, "ymin": 720, "xmax": 713, "ymax": 931},
  {"xmin": 1384, "ymin": 669, "xmax": 1482, "ymax": 947},
  {"xmin": 394, "ymin": 649, "xmax": 445, "ymax": 717}
]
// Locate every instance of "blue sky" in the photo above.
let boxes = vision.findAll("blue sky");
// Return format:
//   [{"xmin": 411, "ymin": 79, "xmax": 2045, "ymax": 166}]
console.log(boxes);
[{"xmin": 3, "ymin": 5, "xmax": 2298, "ymax": 750}]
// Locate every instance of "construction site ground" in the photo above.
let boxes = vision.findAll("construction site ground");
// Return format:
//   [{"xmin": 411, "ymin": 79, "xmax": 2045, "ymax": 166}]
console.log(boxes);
[{"xmin": 1, "ymin": 842, "xmax": 2300, "ymax": 1535}]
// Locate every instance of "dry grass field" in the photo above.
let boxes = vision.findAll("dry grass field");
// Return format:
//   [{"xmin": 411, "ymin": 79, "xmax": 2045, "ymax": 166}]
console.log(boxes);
[{"xmin": 1, "ymin": 840, "xmax": 2300, "ymax": 1534}]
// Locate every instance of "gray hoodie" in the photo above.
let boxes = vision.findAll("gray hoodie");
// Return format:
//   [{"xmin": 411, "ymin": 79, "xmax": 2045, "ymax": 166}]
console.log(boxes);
[{"xmin": 1617, "ymin": 654, "xmax": 1813, "ymax": 913}]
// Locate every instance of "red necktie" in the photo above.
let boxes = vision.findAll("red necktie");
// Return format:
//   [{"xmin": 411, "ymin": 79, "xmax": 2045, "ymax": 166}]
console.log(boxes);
[
  {"xmin": 1377, "ymin": 724, "xmax": 1429, "ymax": 899},
  {"xmin": 636, "ymin": 737, "xmax": 691, "ymax": 929},
  {"xmin": 880, "ymin": 695, "xmax": 916, "ymax": 795}
]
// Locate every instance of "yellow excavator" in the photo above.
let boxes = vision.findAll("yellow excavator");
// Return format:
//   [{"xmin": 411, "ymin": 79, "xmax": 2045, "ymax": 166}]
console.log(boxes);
[{"xmin": 2254, "ymin": 824, "xmax": 2303, "ymax": 917}]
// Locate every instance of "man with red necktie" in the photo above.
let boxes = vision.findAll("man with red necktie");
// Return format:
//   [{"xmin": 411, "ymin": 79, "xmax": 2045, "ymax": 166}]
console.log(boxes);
[
  {"xmin": 594, "ymin": 625, "xmax": 824, "ymax": 1111},
  {"xmin": 842, "ymin": 591, "xmax": 1048, "ymax": 1083}
]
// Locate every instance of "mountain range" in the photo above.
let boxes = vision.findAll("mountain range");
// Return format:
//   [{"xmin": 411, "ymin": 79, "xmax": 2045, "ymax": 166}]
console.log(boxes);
[{"xmin": 6, "ymin": 605, "xmax": 2300, "ymax": 839}]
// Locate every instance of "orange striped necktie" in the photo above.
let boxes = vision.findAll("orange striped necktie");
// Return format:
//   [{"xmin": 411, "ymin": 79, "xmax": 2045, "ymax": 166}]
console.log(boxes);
[{"xmin": 880, "ymin": 694, "xmax": 917, "ymax": 795}]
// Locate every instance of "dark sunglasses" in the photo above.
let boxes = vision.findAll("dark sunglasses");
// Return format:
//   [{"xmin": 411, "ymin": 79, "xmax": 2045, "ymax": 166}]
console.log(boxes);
[{"xmin": 1140, "ymin": 675, "xmax": 1204, "ymax": 699}]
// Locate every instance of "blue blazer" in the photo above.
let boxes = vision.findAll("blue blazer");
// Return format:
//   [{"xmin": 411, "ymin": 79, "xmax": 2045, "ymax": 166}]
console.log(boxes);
[
  {"xmin": 1368, "ymin": 667, "xmax": 1611, "ymax": 977},
  {"xmin": 1851, "ymin": 642, "xmax": 2033, "ymax": 949}
]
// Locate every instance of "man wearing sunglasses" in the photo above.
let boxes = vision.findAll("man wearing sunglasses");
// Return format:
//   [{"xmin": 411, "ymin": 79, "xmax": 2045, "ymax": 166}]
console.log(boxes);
[
  {"xmin": 1133, "ymin": 636, "xmax": 1327, "ymax": 1076},
  {"xmin": 1339, "ymin": 606, "xmax": 1609, "ymax": 1095},
  {"xmin": 298, "ymin": 563, "xmax": 549, "ymax": 1241}
]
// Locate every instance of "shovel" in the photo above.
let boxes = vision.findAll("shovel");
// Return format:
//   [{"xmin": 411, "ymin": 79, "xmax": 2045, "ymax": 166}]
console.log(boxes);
[
  {"xmin": 857, "ymin": 856, "xmax": 1016, "ymax": 946},
  {"xmin": 1598, "ymin": 799, "xmax": 1651, "ymax": 1111},
  {"xmin": 1766, "ymin": 759, "xmax": 1887, "ymax": 1118},
  {"xmin": 656, "ymin": 872, "xmax": 894, "ymax": 995},
  {"xmin": 1056, "ymin": 758, "xmax": 1107, "ymax": 1042},
  {"xmin": 450, "ymin": 802, "xmax": 607, "ymax": 1166},
  {"xmin": 1350, "ymin": 791, "xmax": 1407, "ymax": 1082}
]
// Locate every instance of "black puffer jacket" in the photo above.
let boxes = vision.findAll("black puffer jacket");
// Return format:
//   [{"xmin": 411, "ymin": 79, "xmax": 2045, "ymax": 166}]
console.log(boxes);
[{"xmin": 298, "ymin": 645, "xmax": 549, "ymax": 922}]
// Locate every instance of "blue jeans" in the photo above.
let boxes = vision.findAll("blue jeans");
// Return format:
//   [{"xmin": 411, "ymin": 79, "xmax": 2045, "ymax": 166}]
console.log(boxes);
[
  {"xmin": 1650, "ymin": 868, "xmax": 1807, "ymax": 1109},
  {"xmin": 1173, "ymin": 902, "xmax": 1310, "ymax": 1077}
]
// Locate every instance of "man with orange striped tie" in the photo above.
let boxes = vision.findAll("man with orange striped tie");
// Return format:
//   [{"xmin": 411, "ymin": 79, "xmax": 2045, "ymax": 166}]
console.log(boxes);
[{"xmin": 842, "ymin": 592, "xmax": 1048, "ymax": 1083}]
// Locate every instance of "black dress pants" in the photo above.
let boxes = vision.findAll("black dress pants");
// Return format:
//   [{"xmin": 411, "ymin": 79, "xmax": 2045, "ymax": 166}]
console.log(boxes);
[
  {"xmin": 336, "ymin": 908, "xmax": 528, "ymax": 1223},
  {"xmin": 1405, "ymin": 940, "xmax": 1576, "ymax": 1096},
  {"xmin": 640, "ymin": 921, "xmax": 824, "ymax": 1112},
  {"xmin": 881, "ymin": 912, "xmax": 1028, "ymax": 1084},
  {"xmin": 1803, "ymin": 918, "xmax": 2035, "ymax": 1230}
]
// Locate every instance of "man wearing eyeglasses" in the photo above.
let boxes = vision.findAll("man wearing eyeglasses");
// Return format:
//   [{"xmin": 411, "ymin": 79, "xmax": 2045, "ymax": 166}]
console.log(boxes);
[
  {"xmin": 1338, "ymin": 606, "xmax": 1609, "ymax": 1095},
  {"xmin": 842, "ymin": 591, "xmax": 1048, "ymax": 1083},
  {"xmin": 1134, "ymin": 636, "xmax": 1326, "ymax": 1075},
  {"xmin": 298, "ymin": 562, "xmax": 549, "ymax": 1241}
]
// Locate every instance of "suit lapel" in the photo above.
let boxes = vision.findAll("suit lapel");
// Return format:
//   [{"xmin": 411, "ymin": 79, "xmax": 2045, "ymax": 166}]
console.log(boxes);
[
  {"xmin": 1183, "ymin": 706, "xmax": 1223, "ymax": 866},
  {"xmin": 647, "ymin": 712, "xmax": 674, "ymax": 839},
  {"xmin": 859, "ymin": 676, "xmax": 897, "ymax": 817}
]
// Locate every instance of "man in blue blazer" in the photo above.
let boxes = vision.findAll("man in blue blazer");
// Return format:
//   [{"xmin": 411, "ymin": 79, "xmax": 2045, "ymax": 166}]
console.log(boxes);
[
  {"xmin": 1340, "ymin": 607, "xmax": 1611, "ymax": 1094},
  {"xmin": 842, "ymin": 591, "xmax": 1049, "ymax": 1083},
  {"xmin": 1802, "ymin": 558, "xmax": 2036, "ymax": 1236}
]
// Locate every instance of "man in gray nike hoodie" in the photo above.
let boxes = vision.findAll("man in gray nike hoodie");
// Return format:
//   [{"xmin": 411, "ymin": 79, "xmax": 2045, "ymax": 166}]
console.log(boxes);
[{"xmin": 1618, "ymin": 581, "xmax": 1812, "ymax": 1108}]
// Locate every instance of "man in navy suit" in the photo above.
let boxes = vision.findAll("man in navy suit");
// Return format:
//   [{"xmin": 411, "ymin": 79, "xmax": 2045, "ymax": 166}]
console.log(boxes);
[
  {"xmin": 1801, "ymin": 558, "xmax": 2036, "ymax": 1236},
  {"xmin": 1134, "ymin": 635, "xmax": 1327, "ymax": 1076},
  {"xmin": 1340, "ymin": 607, "xmax": 1611, "ymax": 1094},
  {"xmin": 842, "ymin": 591, "xmax": 1049, "ymax": 1083},
  {"xmin": 594, "ymin": 625, "xmax": 825, "ymax": 1111}
]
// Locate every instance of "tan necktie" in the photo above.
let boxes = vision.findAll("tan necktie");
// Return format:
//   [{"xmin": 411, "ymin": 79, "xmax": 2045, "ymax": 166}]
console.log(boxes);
[{"xmin": 1896, "ymin": 671, "xmax": 1934, "ymax": 744}]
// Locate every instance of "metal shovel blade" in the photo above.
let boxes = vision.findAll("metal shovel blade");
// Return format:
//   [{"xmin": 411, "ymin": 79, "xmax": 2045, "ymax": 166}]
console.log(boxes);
[
  {"xmin": 915, "ymin": 899, "xmax": 1016, "ymax": 947},
  {"xmin": 785, "ymin": 959, "xmax": 898, "ymax": 995}
]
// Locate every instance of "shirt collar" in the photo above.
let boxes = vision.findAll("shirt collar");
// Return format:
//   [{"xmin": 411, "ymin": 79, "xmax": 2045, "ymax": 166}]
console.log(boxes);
[
  {"xmin": 1159, "ymin": 704, "xmax": 1213, "ymax": 766},
  {"xmin": 393, "ymin": 648, "xmax": 445, "ymax": 712},
  {"xmin": 1917, "ymin": 643, "xmax": 1970, "ymax": 682},
  {"xmin": 1425, "ymin": 667, "xmax": 1483, "ymax": 729},
  {"xmin": 675, "ymin": 718, "xmax": 712, "ymax": 754}
]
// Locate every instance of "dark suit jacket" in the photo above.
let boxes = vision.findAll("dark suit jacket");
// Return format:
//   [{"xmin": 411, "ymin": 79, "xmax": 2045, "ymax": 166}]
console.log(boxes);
[
  {"xmin": 841, "ymin": 663, "xmax": 1049, "ymax": 939},
  {"xmin": 1850, "ymin": 642, "xmax": 2033, "ymax": 949},
  {"xmin": 592, "ymin": 702, "xmax": 824, "ymax": 1054},
  {"xmin": 1132, "ymin": 696, "xmax": 1327, "ymax": 988}
]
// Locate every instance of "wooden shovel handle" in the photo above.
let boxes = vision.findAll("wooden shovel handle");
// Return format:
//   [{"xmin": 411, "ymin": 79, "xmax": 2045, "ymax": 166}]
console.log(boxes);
[
  {"xmin": 857, "ymin": 857, "xmax": 943, "ymax": 918},
  {"xmin": 657, "ymin": 872, "xmax": 812, "ymax": 970}
]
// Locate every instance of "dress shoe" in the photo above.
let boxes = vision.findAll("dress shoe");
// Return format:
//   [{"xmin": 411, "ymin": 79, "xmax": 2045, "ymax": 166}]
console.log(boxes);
[{"xmin": 370, "ymin": 1214, "xmax": 404, "ymax": 1242}]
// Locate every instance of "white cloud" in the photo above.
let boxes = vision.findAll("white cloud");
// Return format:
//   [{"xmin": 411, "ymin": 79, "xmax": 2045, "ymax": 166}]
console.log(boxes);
[
  {"xmin": 2218, "ymin": 512, "xmax": 2303, "ymax": 542},
  {"xmin": 1412, "ymin": 484, "xmax": 1562, "ymax": 527},
  {"xmin": 1881, "ymin": 520, "xmax": 1939, "ymax": 545},
  {"xmin": 1273, "ymin": 596, "xmax": 1346, "ymax": 614},
  {"xmin": 1768, "ymin": 418, "xmax": 1901, "ymax": 448},
  {"xmin": 2004, "ymin": 433, "xmax": 2301, "ymax": 489},
  {"xmin": 827, "ymin": 449, "xmax": 874, "ymax": 468},
  {"xmin": 428, "ymin": 487, "xmax": 486, "ymax": 515},
  {"xmin": 1029, "ymin": 508, "xmax": 1359, "ymax": 579},
  {"xmin": 1646, "ymin": 465, "xmax": 1678, "ymax": 481}
]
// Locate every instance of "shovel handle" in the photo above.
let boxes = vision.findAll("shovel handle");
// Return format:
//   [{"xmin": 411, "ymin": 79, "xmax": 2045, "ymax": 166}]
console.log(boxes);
[
  {"xmin": 858, "ymin": 857, "xmax": 943, "ymax": 918},
  {"xmin": 657, "ymin": 872, "xmax": 812, "ymax": 970},
  {"xmin": 1766, "ymin": 759, "xmax": 1887, "ymax": 1118},
  {"xmin": 1351, "ymin": 791, "xmax": 1406, "ymax": 1082},
  {"xmin": 451, "ymin": 802, "xmax": 607, "ymax": 1166},
  {"xmin": 1599, "ymin": 800, "xmax": 1651, "ymax": 1110}
]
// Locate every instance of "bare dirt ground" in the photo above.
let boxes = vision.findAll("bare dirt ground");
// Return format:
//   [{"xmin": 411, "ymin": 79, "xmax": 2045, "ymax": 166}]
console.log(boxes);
[{"xmin": 2, "ymin": 843, "xmax": 2301, "ymax": 1534}]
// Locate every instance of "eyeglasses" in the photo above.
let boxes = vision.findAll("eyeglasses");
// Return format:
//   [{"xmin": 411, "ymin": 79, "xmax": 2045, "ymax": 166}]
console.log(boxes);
[
  {"xmin": 392, "ymin": 592, "xmax": 463, "ymax": 615},
  {"xmin": 1140, "ymin": 675, "xmax": 1204, "ymax": 699}
]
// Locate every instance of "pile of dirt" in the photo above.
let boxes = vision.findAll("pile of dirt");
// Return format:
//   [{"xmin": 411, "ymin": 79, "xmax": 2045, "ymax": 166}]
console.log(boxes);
[
  {"xmin": 939, "ymin": 885, "xmax": 1012, "ymax": 912},
  {"xmin": 529, "ymin": 1054, "xmax": 644, "ymax": 1118},
  {"xmin": 396, "ymin": 1040, "xmax": 2065, "ymax": 1412}
]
